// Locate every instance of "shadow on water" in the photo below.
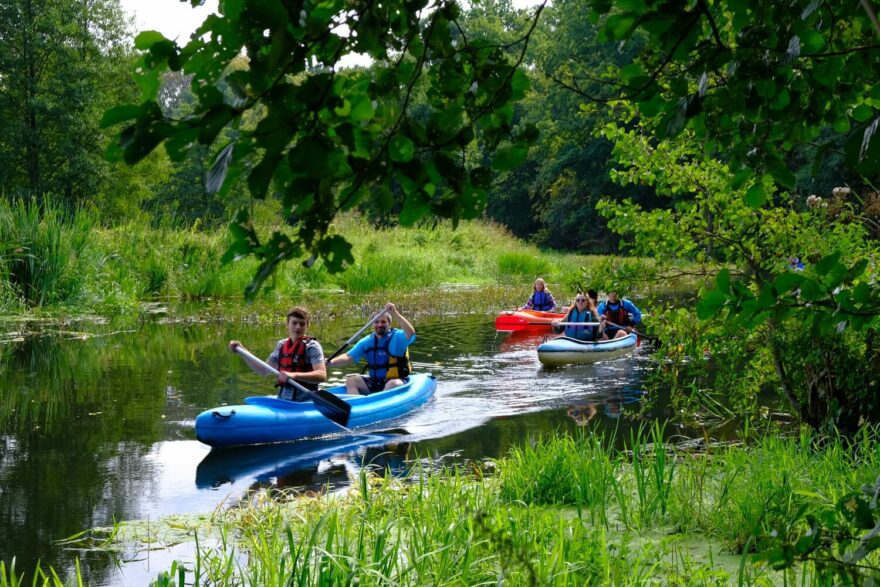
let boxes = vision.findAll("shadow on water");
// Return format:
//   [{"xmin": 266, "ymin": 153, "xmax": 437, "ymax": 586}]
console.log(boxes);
[{"xmin": 0, "ymin": 312, "xmax": 669, "ymax": 586}]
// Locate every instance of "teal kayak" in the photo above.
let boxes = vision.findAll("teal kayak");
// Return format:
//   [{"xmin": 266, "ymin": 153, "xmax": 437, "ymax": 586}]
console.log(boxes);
[{"xmin": 196, "ymin": 373, "xmax": 436, "ymax": 448}]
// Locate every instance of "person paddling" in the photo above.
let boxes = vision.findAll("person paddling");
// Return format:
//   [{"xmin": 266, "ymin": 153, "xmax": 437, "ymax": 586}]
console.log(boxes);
[
  {"xmin": 327, "ymin": 302, "xmax": 416, "ymax": 395},
  {"xmin": 228, "ymin": 306, "xmax": 327, "ymax": 401},
  {"xmin": 521, "ymin": 277, "xmax": 557, "ymax": 311},
  {"xmin": 552, "ymin": 292, "xmax": 605, "ymax": 341},
  {"xmin": 597, "ymin": 289, "xmax": 643, "ymax": 340}
]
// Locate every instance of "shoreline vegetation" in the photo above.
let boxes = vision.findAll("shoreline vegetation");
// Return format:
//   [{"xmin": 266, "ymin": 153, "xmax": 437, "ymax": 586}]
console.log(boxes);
[
  {"xmin": 10, "ymin": 207, "xmax": 878, "ymax": 585},
  {"xmin": 8, "ymin": 426, "xmax": 880, "ymax": 585},
  {"xmin": 0, "ymin": 199, "xmax": 695, "ymax": 325}
]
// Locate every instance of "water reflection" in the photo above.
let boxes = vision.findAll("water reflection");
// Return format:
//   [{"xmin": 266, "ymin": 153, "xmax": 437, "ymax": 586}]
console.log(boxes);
[
  {"xmin": 566, "ymin": 388, "xmax": 647, "ymax": 427},
  {"xmin": 0, "ymin": 313, "xmax": 659, "ymax": 586},
  {"xmin": 195, "ymin": 433, "xmax": 408, "ymax": 490}
]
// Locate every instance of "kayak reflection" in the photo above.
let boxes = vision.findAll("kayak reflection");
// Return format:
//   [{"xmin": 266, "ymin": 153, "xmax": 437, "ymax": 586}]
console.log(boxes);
[{"xmin": 196, "ymin": 432, "xmax": 411, "ymax": 490}]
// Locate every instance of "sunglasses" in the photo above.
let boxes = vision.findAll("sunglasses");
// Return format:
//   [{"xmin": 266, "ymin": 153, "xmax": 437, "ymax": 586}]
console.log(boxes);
[{"xmin": 575, "ymin": 298, "xmax": 587, "ymax": 302}]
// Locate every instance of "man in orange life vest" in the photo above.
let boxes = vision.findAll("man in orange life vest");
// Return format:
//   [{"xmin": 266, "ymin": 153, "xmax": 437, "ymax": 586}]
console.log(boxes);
[
  {"xmin": 228, "ymin": 307, "xmax": 327, "ymax": 401},
  {"xmin": 327, "ymin": 302, "xmax": 415, "ymax": 395}
]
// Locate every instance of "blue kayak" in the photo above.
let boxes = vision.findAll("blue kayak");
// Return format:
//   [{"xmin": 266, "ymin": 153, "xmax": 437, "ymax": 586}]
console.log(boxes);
[{"xmin": 195, "ymin": 373, "xmax": 436, "ymax": 448}]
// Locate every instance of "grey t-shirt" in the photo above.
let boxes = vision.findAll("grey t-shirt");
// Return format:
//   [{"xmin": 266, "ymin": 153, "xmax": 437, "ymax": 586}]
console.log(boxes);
[{"xmin": 267, "ymin": 338, "xmax": 326, "ymax": 368}]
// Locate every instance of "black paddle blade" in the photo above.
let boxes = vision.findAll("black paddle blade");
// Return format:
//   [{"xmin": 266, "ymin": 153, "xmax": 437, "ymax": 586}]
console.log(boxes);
[
  {"xmin": 635, "ymin": 329, "xmax": 662, "ymax": 349},
  {"xmin": 308, "ymin": 388, "xmax": 352, "ymax": 427}
]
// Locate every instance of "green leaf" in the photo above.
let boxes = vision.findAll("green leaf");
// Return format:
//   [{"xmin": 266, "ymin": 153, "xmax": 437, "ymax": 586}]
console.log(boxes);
[
  {"xmin": 814, "ymin": 251, "xmax": 842, "ymax": 276},
  {"xmin": 799, "ymin": 30, "xmax": 825, "ymax": 54},
  {"xmin": 134, "ymin": 31, "xmax": 169, "ymax": 50},
  {"xmin": 399, "ymin": 192, "xmax": 430, "ymax": 226},
  {"xmin": 744, "ymin": 184, "xmax": 767, "ymax": 208},
  {"xmin": 773, "ymin": 272, "xmax": 804, "ymax": 293},
  {"xmin": 491, "ymin": 144, "xmax": 529, "ymax": 171},
  {"xmin": 715, "ymin": 268, "xmax": 731, "ymax": 293},
  {"xmin": 731, "ymin": 169, "xmax": 752, "ymax": 190},
  {"xmin": 389, "ymin": 135, "xmax": 415, "ymax": 163},
  {"xmin": 100, "ymin": 105, "xmax": 141, "ymax": 128},
  {"xmin": 852, "ymin": 104, "xmax": 874, "ymax": 123},
  {"xmin": 605, "ymin": 14, "xmax": 638, "ymax": 40},
  {"xmin": 510, "ymin": 69, "xmax": 530, "ymax": 100},
  {"xmin": 768, "ymin": 160, "xmax": 796, "ymax": 189},
  {"xmin": 248, "ymin": 153, "xmax": 282, "ymax": 199},
  {"xmin": 697, "ymin": 289, "xmax": 728, "ymax": 319}
]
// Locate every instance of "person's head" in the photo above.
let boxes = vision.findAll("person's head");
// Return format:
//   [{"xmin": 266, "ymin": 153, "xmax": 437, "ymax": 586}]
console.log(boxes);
[
  {"xmin": 372, "ymin": 311, "xmax": 393, "ymax": 336},
  {"xmin": 286, "ymin": 307, "xmax": 310, "ymax": 338},
  {"xmin": 574, "ymin": 292, "xmax": 589, "ymax": 309},
  {"xmin": 607, "ymin": 290, "xmax": 620, "ymax": 303},
  {"xmin": 587, "ymin": 289, "xmax": 598, "ymax": 303},
  {"xmin": 533, "ymin": 278, "xmax": 547, "ymax": 292},
  {"xmin": 604, "ymin": 400, "xmax": 622, "ymax": 419}
]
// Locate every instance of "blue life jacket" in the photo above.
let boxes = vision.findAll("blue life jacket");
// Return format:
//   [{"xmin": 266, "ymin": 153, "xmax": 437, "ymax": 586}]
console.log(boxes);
[
  {"xmin": 363, "ymin": 329, "xmax": 411, "ymax": 387},
  {"xmin": 565, "ymin": 308, "xmax": 598, "ymax": 341},
  {"xmin": 531, "ymin": 290, "xmax": 553, "ymax": 311}
]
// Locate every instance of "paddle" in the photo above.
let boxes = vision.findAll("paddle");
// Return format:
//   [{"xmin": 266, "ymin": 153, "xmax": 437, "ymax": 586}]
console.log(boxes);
[
  {"xmin": 554, "ymin": 321, "xmax": 602, "ymax": 326},
  {"xmin": 603, "ymin": 320, "xmax": 662, "ymax": 348},
  {"xmin": 327, "ymin": 311, "xmax": 382, "ymax": 362},
  {"xmin": 231, "ymin": 344, "xmax": 352, "ymax": 429}
]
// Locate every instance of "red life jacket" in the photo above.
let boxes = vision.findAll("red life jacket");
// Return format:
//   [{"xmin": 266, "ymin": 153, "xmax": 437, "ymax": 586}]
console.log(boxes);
[
  {"xmin": 603, "ymin": 303, "xmax": 629, "ymax": 326},
  {"xmin": 279, "ymin": 337, "xmax": 314, "ymax": 371},
  {"xmin": 278, "ymin": 336, "xmax": 318, "ymax": 395}
]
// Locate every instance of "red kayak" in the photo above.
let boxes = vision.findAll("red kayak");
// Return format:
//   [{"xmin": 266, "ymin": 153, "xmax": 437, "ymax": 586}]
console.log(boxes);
[{"xmin": 495, "ymin": 309, "xmax": 566, "ymax": 331}]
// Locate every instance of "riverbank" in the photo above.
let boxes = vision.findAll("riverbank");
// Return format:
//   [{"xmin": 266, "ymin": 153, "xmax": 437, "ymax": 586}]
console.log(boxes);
[
  {"xmin": 21, "ymin": 426, "xmax": 880, "ymax": 586},
  {"xmin": 0, "ymin": 199, "xmax": 701, "ymax": 322}
]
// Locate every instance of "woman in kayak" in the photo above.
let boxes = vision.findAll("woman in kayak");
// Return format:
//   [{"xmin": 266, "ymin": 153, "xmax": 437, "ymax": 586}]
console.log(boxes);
[
  {"xmin": 521, "ymin": 277, "xmax": 557, "ymax": 311},
  {"xmin": 551, "ymin": 293, "xmax": 605, "ymax": 341}
]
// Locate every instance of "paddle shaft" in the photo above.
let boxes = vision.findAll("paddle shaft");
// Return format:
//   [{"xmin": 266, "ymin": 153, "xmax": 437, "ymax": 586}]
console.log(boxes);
[
  {"xmin": 232, "ymin": 344, "xmax": 353, "ymax": 432},
  {"xmin": 555, "ymin": 321, "xmax": 602, "ymax": 326},
  {"xmin": 604, "ymin": 319, "xmax": 661, "ymax": 346},
  {"xmin": 327, "ymin": 312, "xmax": 382, "ymax": 362}
]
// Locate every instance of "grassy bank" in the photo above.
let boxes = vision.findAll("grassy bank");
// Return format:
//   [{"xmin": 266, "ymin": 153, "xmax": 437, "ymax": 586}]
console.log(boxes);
[
  {"xmin": 0, "ymin": 198, "xmax": 613, "ymax": 317},
  {"xmin": 11, "ymin": 426, "xmax": 880, "ymax": 586}
]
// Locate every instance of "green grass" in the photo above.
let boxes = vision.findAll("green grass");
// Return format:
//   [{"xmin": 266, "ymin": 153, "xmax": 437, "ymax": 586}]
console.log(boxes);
[
  {"xmin": 29, "ymin": 427, "xmax": 880, "ymax": 586},
  {"xmin": 0, "ymin": 198, "xmax": 93, "ymax": 308},
  {"xmin": 1, "ymin": 201, "xmax": 643, "ymax": 316}
]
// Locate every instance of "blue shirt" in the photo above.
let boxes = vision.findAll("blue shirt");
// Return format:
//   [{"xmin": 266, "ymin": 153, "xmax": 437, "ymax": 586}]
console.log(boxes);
[
  {"xmin": 348, "ymin": 329, "xmax": 416, "ymax": 365},
  {"xmin": 597, "ymin": 298, "xmax": 642, "ymax": 325}
]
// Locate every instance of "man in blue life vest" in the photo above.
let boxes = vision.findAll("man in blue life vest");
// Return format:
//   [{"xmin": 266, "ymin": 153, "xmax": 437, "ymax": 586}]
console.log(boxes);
[
  {"xmin": 228, "ymin": 306, "xmax": 327, "ymax": 401},
  {"xmin": 597, "ymin": 289, "xmax": 643, "ymax": 340},
  {"xmin": 327, "ymin": 302, "xmax": 416, "ymax": 395}
]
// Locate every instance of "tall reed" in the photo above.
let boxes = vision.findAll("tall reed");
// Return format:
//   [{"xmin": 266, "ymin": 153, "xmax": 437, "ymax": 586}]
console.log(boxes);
[{"xmin": 0, "ymin": 198, "xmax": 93, "ymax": 307}]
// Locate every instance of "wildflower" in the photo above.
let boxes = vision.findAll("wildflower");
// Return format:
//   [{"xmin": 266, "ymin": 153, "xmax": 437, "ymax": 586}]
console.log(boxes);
[{"xmin": 806, "ymin": 195, "xmax": 822, "ymax": 208}]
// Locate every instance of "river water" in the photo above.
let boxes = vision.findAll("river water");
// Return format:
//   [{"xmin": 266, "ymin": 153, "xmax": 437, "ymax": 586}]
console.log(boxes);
[{"xmin": 0, "ymin": 312, "xmax": 663, "ymax": 585}]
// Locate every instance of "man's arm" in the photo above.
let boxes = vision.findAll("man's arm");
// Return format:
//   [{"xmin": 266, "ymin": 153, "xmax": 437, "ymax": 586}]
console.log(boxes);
[
  {"xmin": 387, "ymin": 302, "xmax": 415, "ymax": 339},
  {"xmin": 624, "ymin": 300, "xmax": 642, "ymax": 324}
]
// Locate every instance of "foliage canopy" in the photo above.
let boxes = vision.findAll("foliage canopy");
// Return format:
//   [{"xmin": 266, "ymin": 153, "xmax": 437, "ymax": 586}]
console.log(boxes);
[{"xmin": 106, "ymin": 0, "xmax": 544, "ymax": 295}]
